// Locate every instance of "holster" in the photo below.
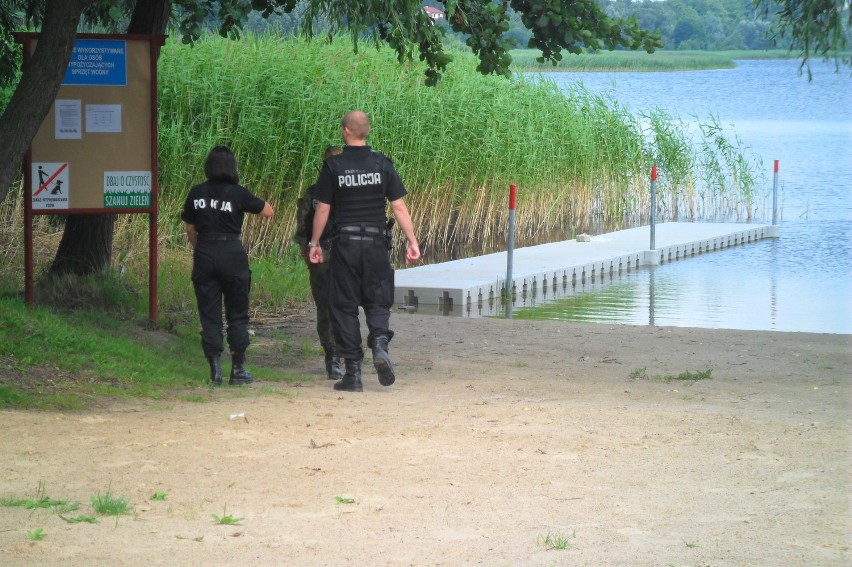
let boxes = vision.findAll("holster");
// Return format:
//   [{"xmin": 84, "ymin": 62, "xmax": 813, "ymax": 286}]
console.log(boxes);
[{"xmin": 385, "ymin": 218, "xmax": 395, "ymax": 251}]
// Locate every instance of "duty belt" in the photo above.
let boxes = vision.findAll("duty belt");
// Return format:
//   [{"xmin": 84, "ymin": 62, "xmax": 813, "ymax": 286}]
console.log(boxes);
[
  {"xmin": 340, "ymin": 234, "xmax": 380, "ymax": 241},
  {"xmin": 197, "ymin": 232, "xmax": 241, "ymax": 241},
  {"xmin": 338, "ymin": 225, "xmax": 382, "ymax": 235}
]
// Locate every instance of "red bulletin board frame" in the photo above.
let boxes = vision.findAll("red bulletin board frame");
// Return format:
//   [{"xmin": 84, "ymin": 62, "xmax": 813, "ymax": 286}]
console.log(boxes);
[{"xmin": 15, "ymin": 33, "xmax": 166, "ymax": 327}]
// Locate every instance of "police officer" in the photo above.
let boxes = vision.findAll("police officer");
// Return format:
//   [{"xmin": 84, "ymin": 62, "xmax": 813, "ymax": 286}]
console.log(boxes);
[
  {"xmin": 294, "ymin": 146, "xmax": 344, "ymax": 380},
  {"xmin": 181, "ymin": 145, "xmax": 274, "ymax": 386},
  {"xmin": 309, "ymin": 110, "xmax": 420, "ymax": 392}
]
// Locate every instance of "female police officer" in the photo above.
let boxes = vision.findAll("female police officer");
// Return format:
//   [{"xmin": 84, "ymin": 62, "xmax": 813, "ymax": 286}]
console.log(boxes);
[{"xmin": 182, "ymin": 145, "xmax": 274, "ymax": 386}]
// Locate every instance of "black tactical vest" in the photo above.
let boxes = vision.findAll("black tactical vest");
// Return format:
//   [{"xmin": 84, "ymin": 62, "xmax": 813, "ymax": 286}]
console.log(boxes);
[{"xmin": 325, "ymin": 150, "xmax": 388, "ymax": 228}]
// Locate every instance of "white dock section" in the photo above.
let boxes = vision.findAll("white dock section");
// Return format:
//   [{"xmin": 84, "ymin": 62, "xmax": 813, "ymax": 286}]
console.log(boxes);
[{"xmin": 394, "ymin": 222, "xmax": 777, "ymax": 317}]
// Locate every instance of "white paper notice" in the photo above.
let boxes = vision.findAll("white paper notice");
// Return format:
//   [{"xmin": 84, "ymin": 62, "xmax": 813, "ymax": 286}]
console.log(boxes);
[
  {"xmin": 55, "ymin": 99, "xmax": 82, "ymax": 139},
  {"xmin": 86, "ymin": 104, "xmax": 122, "ymax": 133}
]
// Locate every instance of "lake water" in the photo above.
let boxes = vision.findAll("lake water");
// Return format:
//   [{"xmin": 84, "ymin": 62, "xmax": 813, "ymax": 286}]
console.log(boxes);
[{"xmin": 512, "ymin": 59, "xmax": 851, "ymax": 334}]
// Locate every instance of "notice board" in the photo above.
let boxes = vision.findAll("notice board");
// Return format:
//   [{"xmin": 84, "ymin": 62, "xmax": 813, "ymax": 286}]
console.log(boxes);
[
  {"xmin": 15, "ymin": 33, "xmax": 165, "ymax": 325},
  {"xmin": 21, "ymin": 34, "xmax": 162, "ymax": 213}
]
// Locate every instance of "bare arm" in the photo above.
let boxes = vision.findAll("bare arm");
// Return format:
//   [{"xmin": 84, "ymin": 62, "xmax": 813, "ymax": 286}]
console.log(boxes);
[
  {"xmin": 185, "ymin": 223, "xmax": 198, "ymax": 249},
  {"xmin": 390, "ymin": 198, "xmax": 420, "ymax": 265},
  {"xmin": 308, "ymin": 202, "xmax": 331, "ymax": 264},
  {"xmin": 259, "ymin": 201, "xmax": 274, "ymax": 218}
]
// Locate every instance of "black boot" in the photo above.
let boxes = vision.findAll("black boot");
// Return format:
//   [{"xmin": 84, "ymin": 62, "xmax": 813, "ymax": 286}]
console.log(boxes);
[
  {"xmin": 207, "ymin": 355, "xmax": 222, "ymax": 386},
  {"xmin": 372, "ymin": 336, "xmax": 395, "ymax": 386},
  {"xmin": 324, "ymin": 348, "xmax": 344, "ymax": 381},
  {"xmin": 334, "ymin": 359, "xmax": 363, "ymax": 392},
  {"xmin": 332, "ymin": 356, "xmax": 344, "ymax": 379},
  {"xmin": 229, "ymin": 351, "xmax": 254, "ymax": 385}
]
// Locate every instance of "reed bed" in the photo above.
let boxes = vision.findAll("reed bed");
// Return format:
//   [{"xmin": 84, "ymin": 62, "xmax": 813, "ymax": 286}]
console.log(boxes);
[
  {"xmin": 1, "ymin": 34, "xmax": 763, "ymax": 308},
  {"xmin": 153, "ymin": 35, "xmax": 761, "ymax": 258}
]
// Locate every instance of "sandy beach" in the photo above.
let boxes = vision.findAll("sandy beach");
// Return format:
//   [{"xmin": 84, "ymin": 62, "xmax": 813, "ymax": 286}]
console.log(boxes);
[{"xmin": 1, "ymin": 310, "xmax": 849, "ymax": 566}]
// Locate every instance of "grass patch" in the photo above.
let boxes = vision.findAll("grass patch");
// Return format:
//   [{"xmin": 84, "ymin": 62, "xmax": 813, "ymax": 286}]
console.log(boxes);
[
  {"xmin": 335, "ymin": 496, "xmax": 356, "ymax": 504},
  {"xmin": 538, "ymin": 529, "xmax": 576, "ymax": 550},
  {"xmin": 629, "ymin": 367, "xmax": 649, "ymax": 380},
  {"xmin": 0, "ymin": 294, "xmax": 299, "ymax": 408},
  {"xmin": 0, "ymin": 295, "xmax": 198, "ymax": 408},
  {"xmin": 212, "ymin": 505, "xmax": 243, "ymax": 525},
  {"xmin": 0, "ymin": 482, "xmax": 76, "ymax": 512},
  {"xmin": 90, "ymin": 490, "xmax": 131, "ymax": 516},
  {"xmin": 0, "ymin": 385, "xmax": 35, "ymax": 407},
  {"xmin": 630, "ymin": 367, "xmax": 713, "ymax": 383},
  {"xmin": 151, "ymin": 491, "xmax": 167, "ymax": 501},
  {"xmin": 0, "ymin": 496, "xmax": 70, "ymax": 510},
  {"xmin": 59, "ymin": 514, "xmax": 99, "ymax": 524},
  {"xmin": 663, "ymin": 369, "xmax": 713, "ymax": 382},
  {"xmin": 27, "ymin": 528, "xmax": 46, "ymax": 541},
  {"xmin": 181, "ymin": 394, "xmax": 207, "ymax": 403}
]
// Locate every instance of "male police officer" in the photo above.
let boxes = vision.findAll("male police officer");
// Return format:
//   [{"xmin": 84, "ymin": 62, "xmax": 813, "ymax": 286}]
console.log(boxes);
[
  {"xmin": 308, "ymin": 110, "xmax": 420, "ymax": 392},
  {"xmin": 294, "ymin": 146, "xmax": 344, "ymax": 380}
]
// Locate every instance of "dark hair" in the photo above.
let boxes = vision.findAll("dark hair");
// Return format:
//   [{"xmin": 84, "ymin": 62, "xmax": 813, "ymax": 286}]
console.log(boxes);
[
  {"xmin": 204, "ymin": 145, "xmax": 239, "ymax": 184},
  {"xmin": 324, "ymin": 146, "xmax": 342, "ymax": 159}
]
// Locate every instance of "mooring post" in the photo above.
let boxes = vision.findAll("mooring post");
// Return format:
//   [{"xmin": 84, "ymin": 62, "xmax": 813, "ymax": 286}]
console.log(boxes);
[
  {"xmin": 650, "ymin": 165, "xmax": 657, "ymax": 250},
  {"xmin": 772, "ymin": 159, "xmax": 779, "ymax": 226},
  {"xmin": 506, "ymin": 184, "xmax": 517, "ymax": 319}
]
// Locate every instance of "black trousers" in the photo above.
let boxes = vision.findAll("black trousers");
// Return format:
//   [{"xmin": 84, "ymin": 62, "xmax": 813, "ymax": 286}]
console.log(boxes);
[
  {"xmin": 328, "ymin": 234, "xmax": 395, "ymax": 361},
  {"xmin": 191, "ymin": 240, "xmax": 251, "ymax": 357},
  {"xmin": 307, "ymin": 257, "xmax": 335, "ymax": 351}
]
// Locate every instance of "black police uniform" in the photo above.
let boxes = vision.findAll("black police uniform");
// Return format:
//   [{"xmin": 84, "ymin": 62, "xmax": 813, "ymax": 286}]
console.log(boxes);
[
  {"xmin": 314, "ymin": 145, "xmax": 406, "ymax": 361},
  {"xmin": 181, "ymin": 180, "xmax": 266, "ymax": 358},
  {"xmin": 294, "ymin": 183, "xmax": 340, "ymax": 378},
  {"xmin": 295, "ymin": 183, "xmax": 336, "ymax": 348}
]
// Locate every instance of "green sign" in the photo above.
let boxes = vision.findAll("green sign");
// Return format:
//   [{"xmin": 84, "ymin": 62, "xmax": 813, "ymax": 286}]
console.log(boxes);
[{"xmin": 104, "ymin": 171, "xmax": 151, "ymax": 209}]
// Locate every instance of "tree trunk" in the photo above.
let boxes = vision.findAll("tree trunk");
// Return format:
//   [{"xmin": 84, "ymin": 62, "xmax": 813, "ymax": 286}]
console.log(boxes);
[
  {"xmin": 48, "ymin": 0, "xmax": 173, "ymax": 278},
  {"xmin": 0, "ymin": 0, "xmax": 93, "ymax": 204},
  {"xmin": 127, "ymin": 0, "xmax": 173, "ymax": 35},
  {"xmin": 48, "ymin": 211, "xmax": 117, "ymax": 275}
]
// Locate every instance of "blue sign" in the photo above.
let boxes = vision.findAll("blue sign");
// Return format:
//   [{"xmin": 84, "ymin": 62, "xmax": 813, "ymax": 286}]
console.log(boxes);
[{"xmin": 62, "ymin": 39, "xmax": 127, "ymax": 86}]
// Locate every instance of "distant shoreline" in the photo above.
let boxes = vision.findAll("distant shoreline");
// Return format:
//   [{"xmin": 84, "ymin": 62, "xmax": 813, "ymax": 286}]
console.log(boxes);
[{"xmin": 509, "ymin": 48, "xmax": 797, "ymax": 72}]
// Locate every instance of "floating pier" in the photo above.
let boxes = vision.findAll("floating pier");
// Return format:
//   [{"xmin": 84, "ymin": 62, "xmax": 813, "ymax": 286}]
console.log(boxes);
[{"xmin": 394, "ymin": 222, "xmax": 777, "ymax": 317}]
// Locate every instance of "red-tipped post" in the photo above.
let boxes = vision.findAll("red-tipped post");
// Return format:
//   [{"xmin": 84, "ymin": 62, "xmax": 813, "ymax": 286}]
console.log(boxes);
[
  {"xmin": 650, "ymin": 166, "xmax": 657, "ymax": 250},
  {"xmin": 772, "ymin": 160, "xmax": 779, "ymax": 225},
  {"xmin": 506, "ymin": 184, "xmax": 517, "ymax": 318}
]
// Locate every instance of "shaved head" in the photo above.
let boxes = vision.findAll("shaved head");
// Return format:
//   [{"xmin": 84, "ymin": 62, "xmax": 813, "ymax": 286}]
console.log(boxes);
[{"xmin": 341, "ymin": 110, "xmax": 371, "ymax": 141}]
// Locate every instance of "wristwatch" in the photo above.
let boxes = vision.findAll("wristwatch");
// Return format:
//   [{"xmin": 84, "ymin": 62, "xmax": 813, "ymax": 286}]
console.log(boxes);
[{"xmin": 308, "ymin": 242, "xmax": 319, "ymax": 248}]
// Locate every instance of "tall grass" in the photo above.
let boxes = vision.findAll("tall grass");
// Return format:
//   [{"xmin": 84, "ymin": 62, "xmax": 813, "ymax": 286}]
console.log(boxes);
[
  {"xmin": 151, "ymin": 35, "xmax": 761, "ymax": 256},
  {"xmin": 0, "ymin": 34, "xmax": 763, "ymax": 313}
]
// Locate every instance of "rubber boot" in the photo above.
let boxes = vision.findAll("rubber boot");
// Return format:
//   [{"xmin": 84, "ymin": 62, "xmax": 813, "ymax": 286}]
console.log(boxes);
[
  {"xmin": 207, "ymin": 355, "xmax": 222, "ymax": 386},
  {"xmin": 229, "ymin": 351, "xmax": 254, "ymax": 385},
  {"xmin": 372, "ymin": 336, "xmax": 395, "ymax": 386},
  {"xmin": 324, "ymin": 348, "xmax": 344, "ymax": 381},
  {"xmin": 334, "ymin": 359, "xmax": 363, "ymax": 392}
]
